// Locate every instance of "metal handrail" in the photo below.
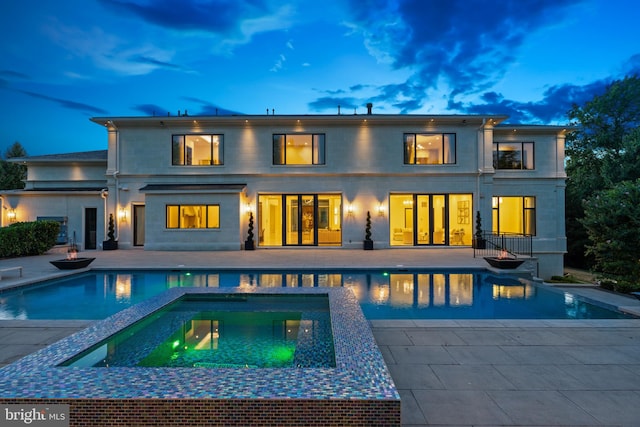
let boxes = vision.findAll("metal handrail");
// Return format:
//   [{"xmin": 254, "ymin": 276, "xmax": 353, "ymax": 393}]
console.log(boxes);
[{"xmin": 473, "ymin": 232, "xmax": 532, "ymax": 258}]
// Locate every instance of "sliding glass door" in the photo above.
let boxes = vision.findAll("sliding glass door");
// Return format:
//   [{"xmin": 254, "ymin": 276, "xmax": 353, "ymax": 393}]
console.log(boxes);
[
  {"xmin": 390, "ymin": 194, "xmax": 472, "ymax": 246},
  {"xmin": 259, "ymin": 194, "xmax": 342, "ymax": 247}
]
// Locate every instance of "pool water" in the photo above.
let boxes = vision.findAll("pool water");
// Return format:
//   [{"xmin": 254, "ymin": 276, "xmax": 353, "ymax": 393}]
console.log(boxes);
[
  {"xmin": 0, "ymin": 269, "xmax": 633, "ymax": 320},
  {"xmin": 61, "ymin": 294, "xmax": 335, "ymax": 368}
]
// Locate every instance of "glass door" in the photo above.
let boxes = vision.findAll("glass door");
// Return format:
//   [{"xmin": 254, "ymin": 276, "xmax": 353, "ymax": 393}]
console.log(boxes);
[
  {"xmin": 432, "ymin": 195, "xmax": 447, "ymax": 245},
  {"xmin": 262, "ymin": 194, "xmax": 341, "ymax": 246},
  {"xmin": 285, "ymin": 195, "xmax": 299, "ymax": 245},
  {"xmin": 391, "ymin": 194, "xmax": 449, "ymax": 246},
  {"xmin": 285, "ymin": 195, "xmax": 316, "ymax": 245},
  {"xmin": 416, "ymin": 196, "xmax": 430, "ymax": 244},
  {"xmin": 300, "ymin": 195, "xmax": 315, "ymax": 245}
]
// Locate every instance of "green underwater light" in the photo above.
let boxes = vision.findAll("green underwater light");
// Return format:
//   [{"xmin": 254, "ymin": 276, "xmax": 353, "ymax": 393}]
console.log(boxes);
[{"xmin": 270, "ymin": 346, "xmax": 295, "ymax": 363}]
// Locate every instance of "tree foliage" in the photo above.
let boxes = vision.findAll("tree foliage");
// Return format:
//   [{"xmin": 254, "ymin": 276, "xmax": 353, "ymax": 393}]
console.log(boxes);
[
  {"xmin": 565, "ymin": 76, "xmax": 640, "ymax": 268},
  {"xmin": 0, "ymin": 141, "xmax": 27, "ymax": 190},
  {"xmin": 581, "ymin": 180, "xmax": 640, "ymax": 291}
]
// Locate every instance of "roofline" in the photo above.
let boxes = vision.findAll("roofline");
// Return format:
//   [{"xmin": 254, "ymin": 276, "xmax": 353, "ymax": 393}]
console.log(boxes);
[
  {"xmin": 8, "ymin": 150, "xmax": 108, "ymax": 164},
  {"xmin": 494, "ymin": 124, "xmax": 575, "ymax": 135},
  {"xmin": 91, "ymin": 114, "xmax": 510, "ymax": 128}
]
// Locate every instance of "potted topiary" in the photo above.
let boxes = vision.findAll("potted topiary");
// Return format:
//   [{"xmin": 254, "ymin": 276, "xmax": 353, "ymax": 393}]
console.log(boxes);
[
  {"xmin": 103, "ymin": 213, "xmax": 118, "ymax": 250},
  {"xmin": 363, "ymin": 211, "xmax": 373, "ymax": 250},
  {"xmin": 245, "ymin": 212, "xmax": 255, "ymax": 250},
  {"xmin": 473, "ymin": 210, "xmax": 485, "ymax": 249}
]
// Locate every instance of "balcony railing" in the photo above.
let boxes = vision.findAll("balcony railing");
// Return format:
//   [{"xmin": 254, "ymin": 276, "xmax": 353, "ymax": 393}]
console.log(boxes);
[{"xmin": 473, "ymin": 232, "xmax": 533, "ymax": 258}]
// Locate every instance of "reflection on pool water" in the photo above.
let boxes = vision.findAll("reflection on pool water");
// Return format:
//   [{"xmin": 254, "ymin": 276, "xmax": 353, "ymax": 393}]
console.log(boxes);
[
  {"xmin": 0, "ymin": 269, "xmax": 632, "ymax": 320},
  {"xmin": 61, "ymin": 294, "xmax": 335, "ymax": 369}
]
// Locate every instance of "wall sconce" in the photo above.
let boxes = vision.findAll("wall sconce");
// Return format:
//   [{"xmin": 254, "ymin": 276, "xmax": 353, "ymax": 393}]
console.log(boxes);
[
  {"xmin": 346, "ymin": 205, "xmax": 354, "ymax": 217},
  {"xmin": 7, "ymin": 209, "xmax": 16, "ymax": 222},
  {"xmin": 377, "ymin": 203, "xmax": 385, "ymax": 217},
  {"xmin": 118, "ymin": 208, "xmax": 127, "ymax": 222},
  {"xmin": 244, "ymin": 203, "xmax": 252, "ymax": 215}
]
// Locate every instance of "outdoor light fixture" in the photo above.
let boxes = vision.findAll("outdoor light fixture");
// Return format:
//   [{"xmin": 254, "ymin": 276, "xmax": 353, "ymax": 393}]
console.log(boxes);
[
  {"xmin": 118, "ymin": 208, "xmax": 127, "ymax": 222},
  {"xmin": 377, "ymin": 203, "xmax": 385, "ymax": 217},
  {"xmin": 346, "ymin": 205, "xmax": 354, "ymax": 217},
  {"xmin": 7, "ymin": 209, "xmax": 16, "ymax": 222},
  {"xmin": 244, "ymin": 203, "xmax": 252, "ymax": 215}
]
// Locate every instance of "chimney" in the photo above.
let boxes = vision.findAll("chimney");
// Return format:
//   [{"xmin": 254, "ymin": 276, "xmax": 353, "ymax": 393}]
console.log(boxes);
[{"xmin": 366, "ymin": 103, "xmax": 373, "ymax": 115}]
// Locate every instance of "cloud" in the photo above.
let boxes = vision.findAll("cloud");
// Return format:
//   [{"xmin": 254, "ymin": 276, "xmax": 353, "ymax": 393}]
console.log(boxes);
[
  {"xmin": 270, "ymin": 54, "xmax": 286, "ymax": 72},
  {"xmin": 43, "ymin": 19, "xmax": 180, "ymax": 76},
  {"xmin": 133, "ymin": 55, "xmax": 187, "ymax": 72},
  {"xmin": 308, "ymin": 96, "xmax": 360, "ymax": 112},
  {"xmin": 133, "ymin": 104, "xmax": 168, "ymax": 116},
  {"xmin": 343, "ymin": 0, "xmax": 584, "ymax": 113},
  {"xmin": 0, "ymin": 70, "xmax": 30, "ymax": 80},
  {"xmin": 181, "ymin": 96, "xmax": 244, "ymax": 115},
  {"xmin": 15, "ymin": 89, "xmax": 108, "ymax": 115},
  {"xmin": 99, "ymin": 0, "xmax": 294, "ymax": 50},
  {"xmin": 452, "ymin": 56, "xmax": 640, "ymax": 123},
  {"xmin": 450, "ymin": 79, "xmax": 612, "ymax": 123}
]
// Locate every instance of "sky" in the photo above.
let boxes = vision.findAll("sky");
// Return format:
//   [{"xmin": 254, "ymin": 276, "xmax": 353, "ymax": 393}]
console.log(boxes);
[{"xmin": 1, "ymin": 0, "xmax": 639, "ymax": 156}]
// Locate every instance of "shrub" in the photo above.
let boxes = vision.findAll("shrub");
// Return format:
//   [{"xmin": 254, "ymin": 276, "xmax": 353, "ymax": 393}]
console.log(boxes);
[{"xmin": 0, "ymin": 220, "xmax": 59, "ymax": 258}]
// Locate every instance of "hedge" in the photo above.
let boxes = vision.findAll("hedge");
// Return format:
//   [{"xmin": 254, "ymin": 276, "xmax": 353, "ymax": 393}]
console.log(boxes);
[{"xmin": 0, "ymin": 220, "xmax": 60, "ymax": 258}]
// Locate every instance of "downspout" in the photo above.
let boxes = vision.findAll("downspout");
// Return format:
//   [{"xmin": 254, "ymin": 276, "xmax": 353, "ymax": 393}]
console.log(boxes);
[
  {"xmin": 101, "ymin": 189, "xmax": 108, "ymax": 238},
  {"xmin": 108, "ymin": 120, "xmax": 120, "ymax": 241},
  {"xmin": 476, "ymin": 118, "xmax": 486, "ymax": 217},
  {"xmin": 113, "ymin": 170, "xmax": 119, "ymax": 240}
]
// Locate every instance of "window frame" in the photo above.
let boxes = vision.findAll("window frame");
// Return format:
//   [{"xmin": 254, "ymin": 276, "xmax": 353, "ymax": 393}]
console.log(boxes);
[
  {"xmin": 403, "ymin": 133, "xmax": 456, "ymax": 165},
  {"xmin": 272, "ymin": 133, "xmax": 326, "ymax": 165},
  {"xmin": 491, "ymin": 196, "xmax": 536, "ymax": 236},
  {"xmin": 493, "ymin": 141, "xmax": 534, "ymax": 170},
  {"xmin": 171, "ymin": 134, "xmax": 224, "ymax": 166},
  {"xmin": 166, "ymin": 204, "xmax": 220, "ymax": 229}
]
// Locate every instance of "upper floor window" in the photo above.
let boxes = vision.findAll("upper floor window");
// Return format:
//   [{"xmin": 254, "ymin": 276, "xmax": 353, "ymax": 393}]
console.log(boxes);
[
  {"xmin": 493, "ymin": 142, "xmax": 534, "ymax": 170},
  {"xmin": 166, "ymin": 204, "xmax": 220, "ymax": 229},
  {"xmin": 172, "ymin": 134, "xmax": 224, "ymax": 166},
  {"xmin": 404, "ymin": 133, "xmax": 456, "ymax": 164},
  {"xmin": 492, "ymin": 196, "xmax": 536, "ymax": 235},
  {"xmin": 273, "ymin": 134, "xmax": 325, "ymax": 165}
]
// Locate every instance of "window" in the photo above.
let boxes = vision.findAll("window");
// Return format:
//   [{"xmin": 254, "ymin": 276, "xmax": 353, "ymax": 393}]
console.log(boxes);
[
  {"xmin": 172, "ymin": 134, "xmax": 224, "ymax": 166},
  {"xmin": 166, "ymin": 205, "xmax": 220, "ymax": 229},
  {"xmin": 404, "ymin": 133, "xmax": 456, "ymax": 164},
  {"xmin": 492, "ymin": 196, "xmax": 536, "ymax": 235},
  {"xmin": 273, "ymin": 134, "xmax": 325, "ymax": 165},
  {"xmin": 493, "ymin": 142, "xmax": 534, "ymax": 169}
]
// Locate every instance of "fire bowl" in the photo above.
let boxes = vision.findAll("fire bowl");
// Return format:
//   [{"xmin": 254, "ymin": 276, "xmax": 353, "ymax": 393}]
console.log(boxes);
[
  {"xmin": 483, "ymin": 257, "xmax": 525, "ymax": 269},
  {"xmin": 50, "ymin": 257, "xmax": 96, "ymax": 270}
]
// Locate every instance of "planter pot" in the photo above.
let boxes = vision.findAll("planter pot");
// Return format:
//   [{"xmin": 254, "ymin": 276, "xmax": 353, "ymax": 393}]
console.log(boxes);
[
  {"xmin": 50, "ymin": 257, "xmax": 96, "ymax": 270},
  {"xmin": 483, "ymin": 257, "xmax": 525, "ymax": 269},
  {"xmin": 363, "ymin": 240, "xmax": 374, "ymax": 250},
  {"xmin": 245, "ymin": 240, "xmax": 255, "ymax": 250},
  {"xmin": 103, "ymin": 240, "xmax": 118, "ymax": 251},
  {"xmin": 473, "ymin": 238, "xmax": 486, "ymax": 249}
]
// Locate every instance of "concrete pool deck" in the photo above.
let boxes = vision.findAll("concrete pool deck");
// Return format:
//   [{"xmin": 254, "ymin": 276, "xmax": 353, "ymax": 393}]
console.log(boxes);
[{"xmin": 2, "ymin": 248, "xmax": 640, "ymax": 426}]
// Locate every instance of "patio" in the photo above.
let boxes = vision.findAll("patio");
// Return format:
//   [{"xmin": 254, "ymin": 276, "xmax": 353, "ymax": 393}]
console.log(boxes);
[{"xmin": 2, "ymin": 248, "xmax": 640, "ymax": 426}]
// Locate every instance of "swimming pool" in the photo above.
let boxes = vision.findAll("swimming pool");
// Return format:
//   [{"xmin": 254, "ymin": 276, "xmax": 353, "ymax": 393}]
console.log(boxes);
[
  {"xmin": 0, "ymin": 269, "xmax": 632, "ymax": 319},
  {"xmin": 61, "ymin": 294, "xmax": 335, "ymax": 368}
]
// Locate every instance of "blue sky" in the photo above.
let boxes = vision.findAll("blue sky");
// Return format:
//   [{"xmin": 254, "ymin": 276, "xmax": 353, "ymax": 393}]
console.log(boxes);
[{"xmin": 1, "ymin": 0, "xmax": 639, "ymax": 155}]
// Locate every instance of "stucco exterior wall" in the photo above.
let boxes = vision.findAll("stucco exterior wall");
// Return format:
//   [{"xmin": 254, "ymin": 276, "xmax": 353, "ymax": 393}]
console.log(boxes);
[{"xmin": 2, "ymin": 115, "xmax": 568, "ymax": 278}]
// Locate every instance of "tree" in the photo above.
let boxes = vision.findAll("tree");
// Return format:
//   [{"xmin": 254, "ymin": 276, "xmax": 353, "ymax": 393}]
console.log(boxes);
[
  {"xmin": 565, "ymin": 76, "xmax": 640, "ymax": 268},
  {"xmin": 0, "ymin": 141, "xmax": 27, "ymax": 190},
  {"xmin": 581, "ymin": 179, "xmax": 640, "ymax": 292}
]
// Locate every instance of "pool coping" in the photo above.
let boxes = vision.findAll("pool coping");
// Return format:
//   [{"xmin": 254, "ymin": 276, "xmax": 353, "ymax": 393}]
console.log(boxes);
[{"xmin": 0, "ymin": 287, "xmax": 400, "ymax": 402}]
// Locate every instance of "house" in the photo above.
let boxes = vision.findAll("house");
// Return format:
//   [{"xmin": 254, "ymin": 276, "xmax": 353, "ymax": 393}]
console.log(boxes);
[{"xmin": 0, "ymin": 111, "xmax": 568, "ymax": 278}]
